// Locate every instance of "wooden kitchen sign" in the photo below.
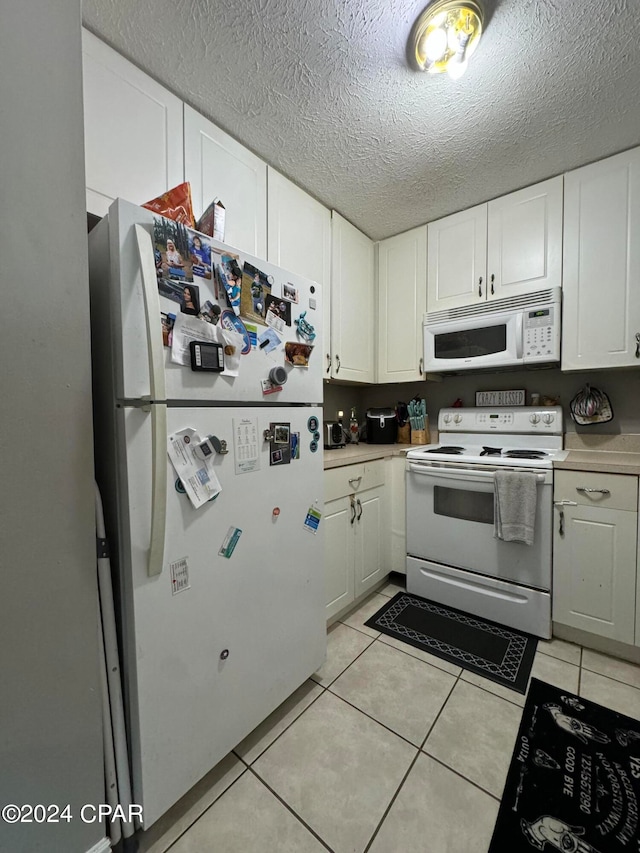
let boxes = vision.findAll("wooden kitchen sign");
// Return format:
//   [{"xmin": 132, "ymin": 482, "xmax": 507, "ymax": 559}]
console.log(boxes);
[{"xmin": 476, "ymin": 389, "xmax": 526, "ymax": 407}]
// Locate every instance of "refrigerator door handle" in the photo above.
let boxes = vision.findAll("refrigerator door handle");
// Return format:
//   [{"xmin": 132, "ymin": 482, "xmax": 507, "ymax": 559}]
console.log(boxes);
[
  {"xmin": 135, "ymin": 225, "xmax": 167, "ymax": 576},
  {"xmin": 134, "ymin": 225, "xmax": 167, "ymax": 403},
  {"xmin": 147, "ymin": 403, "xmax": 167, "ymax": 576}
]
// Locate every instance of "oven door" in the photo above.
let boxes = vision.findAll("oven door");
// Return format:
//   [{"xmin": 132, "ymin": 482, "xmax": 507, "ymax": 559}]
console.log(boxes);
[
  {"xmin": 405, "ymin": 462, "xmax": 552, "ymax": 590},
  {"xmin": 423, "ymin": 310, "xmax": 523, "ymax": 373}
]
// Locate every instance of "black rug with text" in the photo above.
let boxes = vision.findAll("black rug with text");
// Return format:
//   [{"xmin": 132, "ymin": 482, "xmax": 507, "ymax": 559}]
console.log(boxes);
[
  {"xmin": 364, "ymin": 592, "xmax": 537, "ymax": 694},
  {"xmin": 490, "ymin": 678, "xmax": 640, "ymax": 852}
]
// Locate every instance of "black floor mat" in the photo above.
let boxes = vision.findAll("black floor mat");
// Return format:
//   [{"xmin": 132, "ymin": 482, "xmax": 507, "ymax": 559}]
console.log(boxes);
[
  {"xmin": 364, "ymin": 592, "xmax": 537, "ymax": 694},
  {"xmin": 490, "ymin": 677, "xmax": 640, "ymax": 851}
]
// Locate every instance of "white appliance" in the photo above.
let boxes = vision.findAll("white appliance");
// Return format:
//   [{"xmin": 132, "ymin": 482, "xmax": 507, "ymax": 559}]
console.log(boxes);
[
  {"xmin": 89, "ymin": 199, "xmax": 325, "ymax": 828},
  {"xmin": 406, "ymin": 406, "xmax": 567, "ymax": 638},
  {"xmin": 423, "ymin": 288, "xmax": 561, "ymax": 373}
]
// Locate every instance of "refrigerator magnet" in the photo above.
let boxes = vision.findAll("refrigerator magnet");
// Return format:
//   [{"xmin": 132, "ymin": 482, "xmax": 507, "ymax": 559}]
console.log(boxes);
[
  {"xmin": 219, "ymin": 526, "xmax": 242, "ymax": 559},
  {"xmin": 303, "ymin": 506, "xmax": 322, "ymax": 534}
]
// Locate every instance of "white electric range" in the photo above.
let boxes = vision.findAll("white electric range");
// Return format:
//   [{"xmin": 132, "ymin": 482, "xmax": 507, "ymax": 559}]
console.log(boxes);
[{"xmin": 405, "ymin": 406, "xmax": 568, "ymax": 638}]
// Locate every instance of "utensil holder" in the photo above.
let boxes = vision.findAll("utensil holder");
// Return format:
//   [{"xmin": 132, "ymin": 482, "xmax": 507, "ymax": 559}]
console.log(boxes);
[
  {"xmin": 397, "ymin": 424, "xmax": 411, "ymax": 444},
  {"xmin": 411, "ymin": 428, "xmax": 427, "ymax": 445}
]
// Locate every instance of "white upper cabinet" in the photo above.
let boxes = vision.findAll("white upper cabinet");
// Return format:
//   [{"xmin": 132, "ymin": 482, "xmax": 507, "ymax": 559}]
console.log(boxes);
[
  {"xmin": 427, "ymin": 204, "xmax": 487, "ymax": 312},
  {"xmin": 267, "ymin": 169, "xmax": 332, "ymax": 378},
  {"xmin": 82, "ymin": 29, "xmax": 184, "ymax": 217},
  {"xmin": 330, "ymin": 213, "xmax": 375, "ymax": 383},
  {"xmin": 184, "ymin": 106, "xmax": 267, "ymax": 257},
  {"xmin": 487, "ymin": 176, "xmax": 563, "ymax": 300},
  {"xmin": 427, "ymin": 177, "xmax": 563, "ymax": 313},
  {"xmin": 562, "ymin": 147, "xmax": 640, "ymax": 371},
  {"xmin": 377, "ymin": 226, "xmax": 427, "ymax": 383}
]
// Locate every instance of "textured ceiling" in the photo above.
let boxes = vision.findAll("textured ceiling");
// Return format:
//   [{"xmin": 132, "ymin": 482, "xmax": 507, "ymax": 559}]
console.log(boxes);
[{"xmin": 82, "ymin": 0, "xmax": 640, "ymax": 241}]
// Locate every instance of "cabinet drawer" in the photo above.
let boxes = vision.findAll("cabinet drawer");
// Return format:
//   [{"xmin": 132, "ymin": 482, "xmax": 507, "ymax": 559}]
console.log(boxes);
[
  {"xmin": 324, "ymin": 459, "xmax": 385, "ymax": 502},
  {"xmin": 554, "ymin": 470, "xmax": 638, "ymax": 511}
]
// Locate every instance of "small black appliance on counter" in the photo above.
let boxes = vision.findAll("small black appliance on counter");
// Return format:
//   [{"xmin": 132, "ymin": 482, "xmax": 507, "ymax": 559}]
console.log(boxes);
[
  {"xmin": 366, "ymin": 408, "xmax": 398, "ymax": 444},
  {"xmin": 324, "ymin": 421, "xmax": 346, "ymax": 449}
]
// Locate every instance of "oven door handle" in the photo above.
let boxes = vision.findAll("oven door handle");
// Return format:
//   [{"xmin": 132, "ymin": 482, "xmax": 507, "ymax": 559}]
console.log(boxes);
[{"xmin": 408, "ymin": 464, "xmax": 546, "ymax": 485}]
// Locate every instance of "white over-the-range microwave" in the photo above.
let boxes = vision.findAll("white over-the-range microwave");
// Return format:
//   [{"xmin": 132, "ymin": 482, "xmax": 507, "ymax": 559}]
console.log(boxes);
[{"xmin": 423, "ymin": 287, "xmax": 561, "ymax": 373}]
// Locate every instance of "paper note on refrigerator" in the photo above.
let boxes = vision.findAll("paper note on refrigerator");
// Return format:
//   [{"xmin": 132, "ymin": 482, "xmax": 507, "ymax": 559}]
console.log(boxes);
[
  {"xmin": 167, "ymin": 428, "xmax": 222, "ymax": 509},
  {"xmin": 233, "ymin": 417, "xmax": 260, "ymax": 474}
]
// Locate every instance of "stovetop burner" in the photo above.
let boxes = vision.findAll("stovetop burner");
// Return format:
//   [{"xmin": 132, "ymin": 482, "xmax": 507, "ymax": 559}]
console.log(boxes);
[
  {"xmin": 424, "ymin": 446, "xmax": 465, "ymax": 455},
  {"xmin": 504, "ymin": 450, "xmax": 548, "ymax": 459},
  {"xmin": 480, "ymin": 446, "xmax": 502, "ymax": 456}
]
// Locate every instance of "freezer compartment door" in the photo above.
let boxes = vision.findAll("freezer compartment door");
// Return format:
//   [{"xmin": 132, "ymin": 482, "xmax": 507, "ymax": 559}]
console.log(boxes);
[
  {"xmin": 116, "ymin": 405, "xmax": 325, "ymax": 827},
  {"xmin": 97, "ymin": 199, "xmax": 323, "ymax": 403}
]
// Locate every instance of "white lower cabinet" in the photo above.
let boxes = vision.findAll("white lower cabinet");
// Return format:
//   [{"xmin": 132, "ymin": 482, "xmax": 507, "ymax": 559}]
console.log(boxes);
[
  {"xmin": 553, "ymin": 470, "xmax": 639, "ymax": 644},
  {"xmin": 324, "ymin": 460, "xmax": 389, "ymax": 620}
]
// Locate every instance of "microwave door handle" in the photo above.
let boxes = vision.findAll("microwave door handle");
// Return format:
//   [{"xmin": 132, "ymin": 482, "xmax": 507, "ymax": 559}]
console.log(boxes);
[{"xmin": 515, "ymin": 312, "xmax": 524, "ymax": 359}]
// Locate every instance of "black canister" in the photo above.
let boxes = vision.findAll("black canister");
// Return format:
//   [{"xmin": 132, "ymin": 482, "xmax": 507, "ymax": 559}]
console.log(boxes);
[{"xmin": 366, "ymin": 408, "xmax": 398, "ymax": 444}]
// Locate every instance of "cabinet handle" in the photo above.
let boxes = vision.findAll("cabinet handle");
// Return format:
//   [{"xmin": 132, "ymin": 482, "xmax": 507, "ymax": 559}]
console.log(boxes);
[
  {"xmin": 356, "ymin": 498, "xmax": 363, "ymax": 521},
  {"xmin": 635, "ymin": 332, "xmax": 640, "ymax": 358},
  {"xmin": 326, "ymin": 353, "xmax": 331, "ymax": 374},
  {"xmin": 348, "ymin": 475, "xmax": 362, "ymax": 488},
  {"xmin": 558, "ymin": 508, "xmax": 564, "ymax": 536},
  {"xmin": 490, "ymin": 273, "xmax": 495, "ymax": 295},
  {"xmin": 350, "ymin": 496, "xmax": 356, "ymax": 525},
  {"xmin": 335, "ymin": 354, "xmax": 341, "ymax": 373},
  {"xmin": 478, "ymin": 276, "xmax": 483, "ymax": 298},
  {"xmin": 575, "ymin": 487, "xmax": 610, "ymax": 495},
  {"xmin": 419, "ymin": 358, "xmax": 423, "ymax": 375}
]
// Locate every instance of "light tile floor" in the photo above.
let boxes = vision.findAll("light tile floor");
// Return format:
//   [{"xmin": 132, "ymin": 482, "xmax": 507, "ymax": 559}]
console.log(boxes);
[{"xmin": 138, "ymin": 576, "xmax": 640, "ymax": 853}]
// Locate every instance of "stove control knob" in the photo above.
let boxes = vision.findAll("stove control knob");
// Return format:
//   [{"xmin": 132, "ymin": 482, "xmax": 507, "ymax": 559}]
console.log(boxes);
[
  {"xmin": 542, "ymin": 413, "xmax": 554, "ymax": 425},
  {"xmin": 453, "ymin": 414, "xmax": 462, "ymax": 424},
  {"xmin": 443, "ymin": 413, "xmax": 452, "ymax": 424},
  {"xmin": 529, "ymin": 413, "xmax": 540, "ymax": 425}
]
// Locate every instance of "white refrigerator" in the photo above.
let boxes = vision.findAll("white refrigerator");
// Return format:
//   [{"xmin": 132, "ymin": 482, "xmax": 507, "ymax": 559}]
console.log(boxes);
[{"xmin": 89, "ymin": 199, "xmax": 326, "ymax": 828}]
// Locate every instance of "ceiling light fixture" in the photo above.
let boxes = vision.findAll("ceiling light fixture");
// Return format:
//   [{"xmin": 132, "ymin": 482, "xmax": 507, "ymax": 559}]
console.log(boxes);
[{"xmin": 410, "ymin": 1, "xmax": 484, "ymax": 79}]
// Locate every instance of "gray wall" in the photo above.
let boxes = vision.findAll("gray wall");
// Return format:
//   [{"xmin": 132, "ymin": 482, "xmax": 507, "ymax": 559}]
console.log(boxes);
[
  {"xmin": 0, "ymin": 2, "xmax": 104, "ymax": 851},
  {"xmin": 325, "ymin": 367, "xmax": 640, "ymax": 437}
]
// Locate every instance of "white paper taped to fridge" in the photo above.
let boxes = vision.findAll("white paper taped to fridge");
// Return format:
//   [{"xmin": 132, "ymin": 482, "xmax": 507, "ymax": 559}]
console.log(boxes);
[
  {"xmin": 233, "ymin": 417, "xmax": 260, "ymax": 474},
  {"xmin": 167, "ymin": 427, "xmax": 222, "ymax": 509},
  {"xmin": 171, "ymin": 313, "xmax": 219, "ymax": 366}
]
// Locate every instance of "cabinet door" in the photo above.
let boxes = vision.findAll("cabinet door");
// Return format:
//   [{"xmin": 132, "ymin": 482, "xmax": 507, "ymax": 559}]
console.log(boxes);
[
  {"xmin": 330, "ymin": 212, "xmax": 375, "ymax": 382},
  {"xmin": 487, "ymin": 176, "xmax": 563, "ymax": 300},
  {"xmin": 562, "ymin": 147, "xmax": 640, "ymax": 370},
  {"xmin": 267, "ymin": 168, "xmax": 332, "ymax": 378},
  {"xmin": 325, "ymin": 496, "xmax": 356, "ymax": 621},
  {"xmin": 354, "ymin": 488, "xmax": 386, "ymax": 597},
  {"xmin": 82, "ymin": 30, "xmax": 184, "ymax": 218},
  {"xmin": 184, "ymin": 106, "xmax": 267, "ymax": 256},
  {"xmin": 427, "ymin": 204, "xmax": 487, "ymax": 313},
  {"xmin": 377, "ymin": 226, "xmax": 427, "ymax": 383},
  {"xmin": 553, "ymin": 503, "xmax": 637, "ymax": 643}
]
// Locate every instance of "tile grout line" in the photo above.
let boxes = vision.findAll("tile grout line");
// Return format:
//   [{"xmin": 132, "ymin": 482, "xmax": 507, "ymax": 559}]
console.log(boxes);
[
  {"xmin": 362, "ymin": 671, "xmax": 463, "ymax": 853},
  {"xmin": 246, "ymin": 766, "xmax": 336, "ymax": 853},
  {"xmin": 327, "ymin": 689, "xmax": 431, "ymax": 752},
  {"xmin": 421, "ymin": 750, "xmax": 502, "ymax": 803},
  {"xmin": 312, "ymin": 631, "xmax": 377, "ymax": 690},
  {"xmin": 162, "ymin": 764, "xmax": 250, "ymax": 852},
  {"xmin": 233, "ymin": 685, "xmax": 326, "ymax": 768}
]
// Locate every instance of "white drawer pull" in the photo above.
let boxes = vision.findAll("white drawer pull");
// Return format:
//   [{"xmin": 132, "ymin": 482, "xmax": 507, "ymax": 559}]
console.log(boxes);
[{"xmin": 576, "ymin": 487, "xmax": 610, "ymax": 495}]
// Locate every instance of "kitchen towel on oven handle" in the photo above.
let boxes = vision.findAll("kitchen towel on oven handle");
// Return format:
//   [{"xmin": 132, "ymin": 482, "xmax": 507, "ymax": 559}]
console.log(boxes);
[{"xmin": 494, "ymin": 470, "xmax": 538, "ymax": 546}]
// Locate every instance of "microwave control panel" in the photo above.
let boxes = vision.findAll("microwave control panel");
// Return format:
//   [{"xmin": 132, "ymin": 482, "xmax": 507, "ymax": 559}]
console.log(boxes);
[{"xmin": 523, "ymin": 306, "xmax": 560, "ymax": 361}]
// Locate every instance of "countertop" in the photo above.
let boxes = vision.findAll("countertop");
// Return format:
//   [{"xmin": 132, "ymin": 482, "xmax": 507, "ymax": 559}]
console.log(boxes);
[
  {"xmin": 323, "ymin": 443, "xmax": 412, "ymax": 469},
  {"xmin": 325, "ymin": 438, "xmax": 640, "ymax": 475},
  {"xmin": 554, "ymin": 450, "xmax": 640, "ymax": 476},
  {"xmin": 555, "ymin": 434, "xmax": 640, "ymax": 475}
]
